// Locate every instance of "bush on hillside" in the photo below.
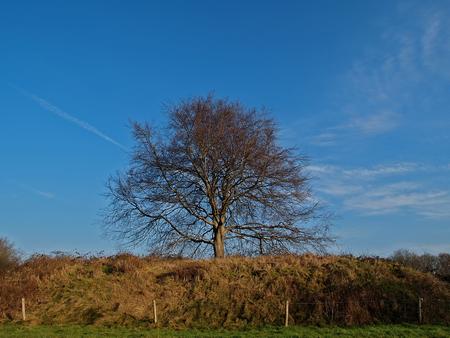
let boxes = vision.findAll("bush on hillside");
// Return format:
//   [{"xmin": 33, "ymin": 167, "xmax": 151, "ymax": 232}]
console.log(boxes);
[
  {"xmin": 391, "ymin": 249, "xmax": 450, "ymax": 282},
  {"xmin": 0, "ymin": 238, "xmax": 20, "ymax": 272}
]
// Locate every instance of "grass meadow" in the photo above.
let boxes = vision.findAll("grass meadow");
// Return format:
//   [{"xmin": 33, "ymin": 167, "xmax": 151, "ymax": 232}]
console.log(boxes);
[{"xmin": 1, "ymin": 324, "xmax": 450, "ymax": 337}]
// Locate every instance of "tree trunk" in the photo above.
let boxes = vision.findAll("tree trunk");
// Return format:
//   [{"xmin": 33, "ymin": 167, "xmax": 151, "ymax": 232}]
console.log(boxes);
[{"xmin": 213, "ymin": 225, "xmax": 225, "ymax": 258}]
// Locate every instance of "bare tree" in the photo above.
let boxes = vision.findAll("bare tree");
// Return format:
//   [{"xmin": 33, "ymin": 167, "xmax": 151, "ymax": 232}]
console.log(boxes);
[{"xmin": 104, "ymin": 96, "xmax": 332, "ymax": 258}]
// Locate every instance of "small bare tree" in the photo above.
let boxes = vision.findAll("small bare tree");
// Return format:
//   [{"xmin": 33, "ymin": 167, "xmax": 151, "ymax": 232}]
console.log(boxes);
[{"xmin": 104, "ymin": 96, "xmax": 331, "ymax": 258}]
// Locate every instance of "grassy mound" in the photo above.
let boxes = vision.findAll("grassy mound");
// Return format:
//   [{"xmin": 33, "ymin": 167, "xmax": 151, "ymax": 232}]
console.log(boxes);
[{"xmin": 0, "ymin": 254, "xmax": 449, "ymax": 328}]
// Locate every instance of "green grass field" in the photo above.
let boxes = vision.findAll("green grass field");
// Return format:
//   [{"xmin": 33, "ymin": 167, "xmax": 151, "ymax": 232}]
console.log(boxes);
[{"xmin": 0, "ymin": 325, "xmax": 449, "ymax": 337}]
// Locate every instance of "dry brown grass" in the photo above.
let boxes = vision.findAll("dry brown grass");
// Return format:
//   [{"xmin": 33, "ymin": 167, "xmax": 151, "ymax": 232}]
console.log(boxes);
[{"xmin": 0, "ymin": 254, "xmax": 449, "ymax": 328}]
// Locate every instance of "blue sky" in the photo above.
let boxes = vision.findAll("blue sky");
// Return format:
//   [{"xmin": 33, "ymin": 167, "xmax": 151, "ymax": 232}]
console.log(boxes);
[{"xmin": 1, "ymin": 0, "xmax": 449, "ymax": 256}]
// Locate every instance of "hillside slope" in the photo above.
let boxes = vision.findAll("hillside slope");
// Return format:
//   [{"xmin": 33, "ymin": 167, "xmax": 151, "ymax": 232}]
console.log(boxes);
[{"xmin": 1, "ymin": 254, "xmax": 449, "ymax": 328}]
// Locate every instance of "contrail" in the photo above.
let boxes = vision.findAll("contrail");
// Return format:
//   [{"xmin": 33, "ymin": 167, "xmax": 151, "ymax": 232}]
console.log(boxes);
[
  {"xmin": 12, "ymin": 85, "xmax": 127, "ymax": 151},
  {"xmin": 19, "ymin": 183, "xmax": 55, "ymax": 199}
]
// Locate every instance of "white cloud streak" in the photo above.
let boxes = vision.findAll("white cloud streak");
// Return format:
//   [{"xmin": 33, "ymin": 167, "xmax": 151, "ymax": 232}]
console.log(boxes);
[
  {"xmin": 346, "ymin": 111, "xmax": 400, "ymax": 135},
  {"xmin": 344, "ymin": 185, "xmax": 450, "ymax": 218},
  {"xmin": 341, "ymin": 163, "xmax": 419, "ymax": 178},
  {"xmin": 309, "ymin": 162, "xmax": 450, "ymax": 219},
  {"xmin": 309, "ymin": 111, "xmax": 400, "ymax": 146},
  {"xmin": 14, "ymin": 86, "xmax": 127, "ymax": 151},
  {"xmin": 309, "ymin": 162, "xmax": 421, "ymax": 179}
]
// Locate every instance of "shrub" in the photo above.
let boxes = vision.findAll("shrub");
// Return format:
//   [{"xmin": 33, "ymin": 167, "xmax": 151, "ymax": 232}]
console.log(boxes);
[
  {"xmin": 0, "ymin": 237, "xmax": 20, "ymax": 272},
  {"xmin": 391, "ymin": 249, "xmax": 450, "ymax": 282}
]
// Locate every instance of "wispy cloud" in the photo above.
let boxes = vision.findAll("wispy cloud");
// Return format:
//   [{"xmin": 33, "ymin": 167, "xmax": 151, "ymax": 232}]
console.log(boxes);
[
  {"xmin": 344, "ymin": 186, "xmax": 450, "ymax": 218},
  {"xmin": 309, "ymin": 132, "xmax": 338, "ymax": 146},
  {"xmin": 309, "ymin": 111, "xmax": 400, "ymax": 146},
  {"xmin": 345, "ymin": 111, "xmax": 400, "ymax": 135},
  {"xmin": 308, "ymin": 3, "xmax": 450, "ymax": 147},
  {"xmin": 309, "ymin": 162, "xmax": 421, "ymax": 179},
  {"xmin": 13, "ymin": 86, "xmax": 127, "ymax": 151},
  {"xmin": 422, "ymin": 12, "xmax": 441, "ymax": 64},
  {"xmin": 341, "ymin": 163, "xmax": 419, "ymax": 178},
  {"xmin": 310, "ymin": 162, "xmax": 450, "ymax": 219},
  {"xmin": 421, "ymin": 9, "xmax": 450, "ymax": 77},
  {"xmin": 316, "ymin": 183, "xmax": 362, "ymax": 197}
]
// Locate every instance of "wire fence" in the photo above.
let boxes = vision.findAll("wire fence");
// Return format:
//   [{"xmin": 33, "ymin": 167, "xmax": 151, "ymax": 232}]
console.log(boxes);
[{"xmin": 11, "ymin": 294, "xmax": 450, "ymax": 327}]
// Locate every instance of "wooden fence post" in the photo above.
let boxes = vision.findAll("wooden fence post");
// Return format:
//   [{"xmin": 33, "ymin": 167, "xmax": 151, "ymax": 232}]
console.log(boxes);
[
  {"xmin": 418, "ymin": 297, "xmax": 423, "ymax": 324},
  {"xmin": 153, "ymin": 299, "xmax": 158, "ymax": 324},
  {"xmin": 285, "ymin": 300, "xmax": 289, "ymax": 327},
  {"xmin": 21, "ymin": 298, "xmax": 26, "ymax": 321}
]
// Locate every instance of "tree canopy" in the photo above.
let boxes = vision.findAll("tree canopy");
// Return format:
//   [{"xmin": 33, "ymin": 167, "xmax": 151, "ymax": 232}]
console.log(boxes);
[{"xmin": 104, "ymin": 96, "xmax": 332, "ymax": 257}]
